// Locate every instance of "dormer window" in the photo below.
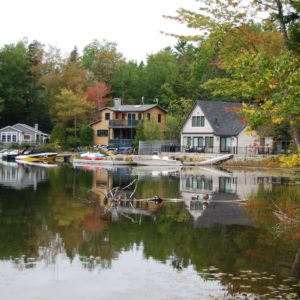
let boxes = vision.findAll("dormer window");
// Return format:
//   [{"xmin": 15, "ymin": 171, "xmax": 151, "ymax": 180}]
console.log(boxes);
[{"xmin": 192, "ymin": 116, "xmax": 205, "ymax": 127}]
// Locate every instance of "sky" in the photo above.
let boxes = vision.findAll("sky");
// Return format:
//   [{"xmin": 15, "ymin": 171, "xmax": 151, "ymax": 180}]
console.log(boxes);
[{"xmin": 1, "ymin": 0, "xmax": 199, "ymax": 62}]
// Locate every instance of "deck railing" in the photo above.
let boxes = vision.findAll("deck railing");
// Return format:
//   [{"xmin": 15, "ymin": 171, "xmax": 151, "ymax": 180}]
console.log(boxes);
[
  {"xmin": 109, "ymin": 120, "xmax": 139, "ymax": 127},
  {"xmin": 181, "ymin": 146, "xmax": 288, "ymax": 155},
  {"xmin": 109, "ymin": 139, "xmax": 133, "ymax": 146}
]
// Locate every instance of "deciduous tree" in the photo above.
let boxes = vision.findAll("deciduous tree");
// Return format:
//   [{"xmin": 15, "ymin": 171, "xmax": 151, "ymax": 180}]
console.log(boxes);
[
  {"xmin": 168, "ymin": 0, "xmax": 300, "ymax": 151},
  {"xmin": 52, "ymin": 89, "xmax": 93, "ymax": 137}
]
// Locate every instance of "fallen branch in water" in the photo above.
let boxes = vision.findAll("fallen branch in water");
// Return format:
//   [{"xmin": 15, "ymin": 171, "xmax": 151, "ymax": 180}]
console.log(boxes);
[{"xmin": 272, "ymin": 199, "xmax": 300, "ymax": 225}]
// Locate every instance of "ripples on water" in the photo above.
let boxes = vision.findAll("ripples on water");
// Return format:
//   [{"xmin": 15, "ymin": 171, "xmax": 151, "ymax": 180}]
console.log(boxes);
[{"xmin": 0, "ymin": 161, "xmax": 299, "ymax": 299}]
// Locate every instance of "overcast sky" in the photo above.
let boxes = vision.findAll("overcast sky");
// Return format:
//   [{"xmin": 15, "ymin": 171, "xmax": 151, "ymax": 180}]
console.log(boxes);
[{"xmin": 1, "ymin": 0, "xmax": 199, "ymax": 62}]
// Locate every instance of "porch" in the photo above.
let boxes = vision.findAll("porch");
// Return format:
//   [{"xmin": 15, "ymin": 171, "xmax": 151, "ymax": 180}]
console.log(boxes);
[
  {"xmin": 181, "ymin": 145, "xmax": 287, "ymax": 155},
  {"xmin": 109, "ymin": 120, "xmax": 139, "ymax": 127}
]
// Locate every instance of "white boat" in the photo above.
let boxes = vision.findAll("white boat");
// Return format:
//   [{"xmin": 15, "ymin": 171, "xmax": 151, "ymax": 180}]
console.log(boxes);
[
  {"xmin": 1, "ymin": 149, "xmax": 21, "ymax": 161},
  {"xmin": 16, "ymin": 152, "xmax": 58, "ymax": 163},
  {"xmin": 73, "ymin": 157, "xmax": 133, "ymax": 166},
  {"xmin": 132, "ymin": 155, "xmax": 183, "ymax": 166},
  {"xmin": 0, "ymin": 149, "xmax": 8, "ymax": 159}
]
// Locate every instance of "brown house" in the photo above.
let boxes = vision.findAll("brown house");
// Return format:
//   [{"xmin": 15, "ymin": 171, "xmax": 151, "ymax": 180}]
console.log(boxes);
[{"xmin": 91, "ymin": 98, "xmax": 167, "ymax": 147}]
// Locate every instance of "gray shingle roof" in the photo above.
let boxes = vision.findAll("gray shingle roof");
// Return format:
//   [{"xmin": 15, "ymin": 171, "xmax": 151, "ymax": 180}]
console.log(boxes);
[
  {"xmin": 194, "ymin": 201, "xmax": 252, "ymax": 228},
  {"xmin": 105, "ymin": 104, "xmax": 167, "ymax": 112},
  {"xmin": 197, "ymin": 101, "xmax": 247, "ymax": 136}
]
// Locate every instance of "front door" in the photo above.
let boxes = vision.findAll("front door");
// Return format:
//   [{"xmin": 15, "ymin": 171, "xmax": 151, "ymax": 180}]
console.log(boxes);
[{"xmin": 220, "ymin": 137, "xmax": 232, "ymax": 153}]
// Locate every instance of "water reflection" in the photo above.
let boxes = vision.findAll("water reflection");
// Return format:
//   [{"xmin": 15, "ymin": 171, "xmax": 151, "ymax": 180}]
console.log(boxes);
[
  {"xmin": 0, "ymin": 160, "xmax": 50, "ymax": 189},
  {"xmin": 87, "ymin": 166, "xmax": 164, "ymax": 222},
  {"xmin": 180, "ymin": 167, "xmax": 292, "ymax": 228},
  {"xmin": 0, "ymin": 164, "xmax": 299, "ymax": 299}
]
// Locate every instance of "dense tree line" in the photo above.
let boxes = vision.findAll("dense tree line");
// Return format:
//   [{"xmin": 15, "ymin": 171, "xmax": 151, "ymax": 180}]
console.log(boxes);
[
  {"xmin": 0, "ymin": 38, "xmax": 222, "ymax": 134},
  {"xmin": 0, "ymin": 0, "xmax": 299, "ymax": 149}
]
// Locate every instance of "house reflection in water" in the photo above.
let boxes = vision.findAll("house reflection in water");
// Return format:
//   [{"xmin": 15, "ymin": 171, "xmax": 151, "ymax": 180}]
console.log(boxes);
[
  {"xmin": 88, "ymin": 167, "xmax": 163, "ymax": 221},
  {"xmin": 180, "ymin": 168, "xmax": 290, "ymax": 228},
  {"xmin": 0, "ymin": 161, "xmax": 49, "ymax": 190}
]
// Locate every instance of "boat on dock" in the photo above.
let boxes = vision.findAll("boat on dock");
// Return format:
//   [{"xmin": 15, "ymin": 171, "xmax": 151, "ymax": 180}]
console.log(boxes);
[
  {"xmin": 73, "ymin": 155, "xmax": 134, "ymax": 166},
  {"xmin": 132, "ymin": 155, "xmax": 183, "ymax": 166},
  {"xmin": 1, "ymin": 149, "xmax": 21, "ymax": 161}
]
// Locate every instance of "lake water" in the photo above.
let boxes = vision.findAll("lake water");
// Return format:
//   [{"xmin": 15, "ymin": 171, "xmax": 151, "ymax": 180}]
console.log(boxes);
[{"xmin": 0, "ymin": 161, "xmax": 300, "ymax": 299}]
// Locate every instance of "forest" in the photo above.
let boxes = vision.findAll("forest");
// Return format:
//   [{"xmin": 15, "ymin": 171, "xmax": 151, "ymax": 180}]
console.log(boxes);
[{"xmin": 0, "ymin": 0, "xmax": 299, "ymax": 149}]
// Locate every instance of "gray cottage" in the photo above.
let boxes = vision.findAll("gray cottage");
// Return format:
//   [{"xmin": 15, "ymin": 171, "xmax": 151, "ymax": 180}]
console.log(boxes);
[{"xmin": 0, "ymin": 123, "xmax": 49, "ymax": 145}]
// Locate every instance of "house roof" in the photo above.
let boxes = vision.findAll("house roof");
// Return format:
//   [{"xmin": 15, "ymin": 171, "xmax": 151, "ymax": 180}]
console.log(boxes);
[
  {"xmin": 0, "ymin": 125, "xmax": 22, "ymax": 133},
  {"xmin": 13, "ymin": 123, "xmax": 49, "ymax": 136},
  {"xmin": 100, "ymin": 104, "xmax": 167, "ymax": 113},
  {"xmin": 194, "ymin": 201, "xmax": 252, "ymax": 228},
  {"xmin": 0, "ymin": 124, "xmax": 49, "ymax": 136},
  {"xmin": 196, "ymin": 101, "xmax": 247, "ymax": 136}
]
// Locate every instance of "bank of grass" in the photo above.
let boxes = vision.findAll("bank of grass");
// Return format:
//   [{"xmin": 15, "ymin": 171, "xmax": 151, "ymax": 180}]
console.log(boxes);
[
  {"xmin": 222, "ymin": 156, "xmax": 281, "ymax": 168},
  {"xmin": 223, "ymin": 154, "xmax": 300, "ymax": 169},
  {"xmin": 181, "ymin": 155, "xmax": 206, "ymax": 163}
]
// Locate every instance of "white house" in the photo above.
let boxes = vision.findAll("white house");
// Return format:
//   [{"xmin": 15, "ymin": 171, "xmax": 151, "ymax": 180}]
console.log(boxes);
[
  {"xmin": 181, "ymin": 101, "xmax": 273, "ymax": 155},
  {"xmin": 0, "ymin": 123, "xmax": 49, "ymax": 145}
]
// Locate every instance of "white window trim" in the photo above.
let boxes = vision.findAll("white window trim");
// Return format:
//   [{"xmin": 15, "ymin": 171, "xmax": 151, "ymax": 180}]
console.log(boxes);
[{"xmin": 1, "ymin": 132, "xmax": 18, "ymax": 143}]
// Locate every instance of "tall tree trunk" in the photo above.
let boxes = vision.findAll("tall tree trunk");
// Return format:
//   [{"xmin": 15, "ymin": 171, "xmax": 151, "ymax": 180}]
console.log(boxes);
[
  {"xmin": 275, "ymin": 0, "xmax": 289, "ymax": 40},
  {"xmin": 74, "ymin": 116, "xmax": 77, "ymax": 138},
  {"xmin": 291, "ymin": 121, "xmax": 300, "ymax": 153},
  {"xmin": 291, "ymin": 247, "xmax": 300, "ymax": 278}
]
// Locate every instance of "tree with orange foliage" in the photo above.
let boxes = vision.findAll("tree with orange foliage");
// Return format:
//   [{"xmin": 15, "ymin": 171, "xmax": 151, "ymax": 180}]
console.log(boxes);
[{"xmin": 86, "ymin": 82, "xmax": 112, "ymax": 122}]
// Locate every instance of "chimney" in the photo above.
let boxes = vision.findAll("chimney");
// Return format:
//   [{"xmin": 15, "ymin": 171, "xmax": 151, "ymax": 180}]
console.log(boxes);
[
  {"xmin": 114, "ymin": 98, "xmax": 122, "ymax": 108},
  {"xmin": 34, "ymin": 123, "xmax": 38, "ymax": 131}
]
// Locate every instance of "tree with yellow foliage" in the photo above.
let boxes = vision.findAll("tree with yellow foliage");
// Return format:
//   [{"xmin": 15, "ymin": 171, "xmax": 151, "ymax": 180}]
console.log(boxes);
[{"xmin": 52, "ymin": 89, "xmax": 94, "ymax": 138}]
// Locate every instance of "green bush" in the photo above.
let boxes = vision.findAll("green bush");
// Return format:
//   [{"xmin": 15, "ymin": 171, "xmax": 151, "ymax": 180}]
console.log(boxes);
[
  {"xmin": 67, "ymin": 136, "xmax": 80, "ymax": 148},
  {"xmin": 80, "ymin": 125, "xmax": 93, "ymax": 146},
  {"xmin": 50, "ymin": 125, "xmax": 67, "ymax": 147}
]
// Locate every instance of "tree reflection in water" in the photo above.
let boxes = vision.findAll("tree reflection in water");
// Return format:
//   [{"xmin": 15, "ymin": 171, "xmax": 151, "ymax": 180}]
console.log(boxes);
[{"xmin": 0, "ymin": 163, "xmax": 299, "ymax": 298}]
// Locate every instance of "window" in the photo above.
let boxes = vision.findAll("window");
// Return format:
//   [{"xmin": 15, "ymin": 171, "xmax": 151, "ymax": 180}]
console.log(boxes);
[
  {"xmin": 24, "ymin": 134, "xmax": 31, "ymax": 141},
  {"xmin": 116, "ymin": 112, "xmax": 119, "ymax": 119},
  {"xmin": 138, "ymin": 113, "xmax": 142, "ymax": 120},
  {"xmin": 105, "ymin": 113, "xmax": 110, "ymax": 120},
  {"xmin": 97, "ymin": 130, "xmax": 108, "ymax": 137},
  {"xmin": 7, "ymin": 135, "xmax": 11, "ymax": 143},
  {"xmin": 205, "ymin": 137, "xmax": 214, "ymax": 148},
  {"xmin": 128, "ymin": 113, "xmax": 135, "ymax": 120},
  {"xmin": 122, "ymin": 113, "xmax": 125, "ymax": 120},
  {"xmin": 193, "ymin": 137, "xmax": 203, "ymax": 147},
  {"xmin": 187, "ymin": 137, "xmax": 191, "ymax": 146},
  {"xmin": 1, "ymin": 134, "xmax": 6, "ymax": 143},
  {"xmin": 158, "ymin": 114, "xmax": 161, "ymax": 123},
  {"xmin": 147, "ymin": 113, "xmax": 151, "ymax": 120},
  {"xmin": 192, "ymin": 116, "xmax": 205, "ymax": 127},
  {"xmin": 12, "ymin": 134, "xmax": 17, "ymax": 142}
]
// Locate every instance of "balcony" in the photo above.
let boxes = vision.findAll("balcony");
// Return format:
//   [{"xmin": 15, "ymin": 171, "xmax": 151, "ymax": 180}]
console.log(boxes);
[
  {"xmin": 109, "ymin": 119, "xmax": 139, "ymax": 127},
  {"xmin": 109, "ymin": 139, "xmax": 133, "ymax": 146}
]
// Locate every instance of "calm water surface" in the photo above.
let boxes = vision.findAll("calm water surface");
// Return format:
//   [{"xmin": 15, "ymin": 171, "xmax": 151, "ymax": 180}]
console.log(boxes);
[{"xmin": 0, "ymin": 161, "xmax": 300, "ymax": 299}]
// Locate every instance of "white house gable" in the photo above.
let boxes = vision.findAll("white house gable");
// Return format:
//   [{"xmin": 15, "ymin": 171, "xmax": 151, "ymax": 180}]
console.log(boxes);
[
  {"xmin": 182, "ymin": 105, "xmax": 213, "ymax": 133},
  {"xmin": 0, "ymin": 126, "xmax": 22, "ymax": 144}
]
